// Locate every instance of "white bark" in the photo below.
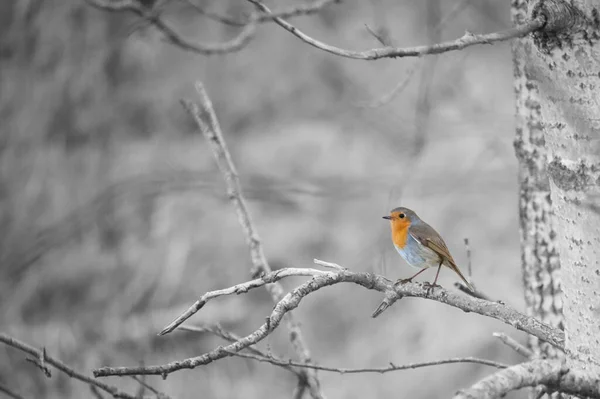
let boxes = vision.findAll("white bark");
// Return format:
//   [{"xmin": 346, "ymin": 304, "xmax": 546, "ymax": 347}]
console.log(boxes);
[{"xmin": 523, "ymin": 0, "xmax": 600, "ymax": 370}]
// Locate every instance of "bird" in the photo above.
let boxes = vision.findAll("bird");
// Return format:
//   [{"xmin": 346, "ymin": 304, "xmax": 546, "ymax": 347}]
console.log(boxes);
[{"xmin": 383, "ymin": 206, "xmax": 474, "ymax": 292}]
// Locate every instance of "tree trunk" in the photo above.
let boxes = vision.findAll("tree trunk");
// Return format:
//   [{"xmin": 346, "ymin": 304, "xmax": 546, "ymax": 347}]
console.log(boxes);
[
  {"xmin": 511, "ymin": 0, "xmax": 564, "ymax": 363},
  {"xmin": 513, "ymin": 0, "xmax": 600, "ymax": 394}
]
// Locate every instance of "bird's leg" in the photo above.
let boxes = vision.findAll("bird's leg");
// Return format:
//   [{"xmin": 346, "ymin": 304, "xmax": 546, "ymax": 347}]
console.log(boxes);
[
  {"xmin": 424, "ymin": 262, "xmax": 443, "ymax": 296},
  {"xmin": 394, "ymin": 268, "xmax": 428, "ymax": 286}
]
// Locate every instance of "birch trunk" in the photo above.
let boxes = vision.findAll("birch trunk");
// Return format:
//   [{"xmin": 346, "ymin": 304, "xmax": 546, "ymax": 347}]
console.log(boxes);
[
  {"xmin": 512, "ymin": 0, "xmax": 600, "ymax": 392},
  {"xmin": 512, "ymin": 0, "xmax": 564, "ymax": 363}
]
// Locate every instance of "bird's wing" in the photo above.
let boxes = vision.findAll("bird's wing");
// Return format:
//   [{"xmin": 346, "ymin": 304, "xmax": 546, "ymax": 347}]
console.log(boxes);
[
  {"xmin": 408, "ymin": 223, "xmax": 454, "ymax": 262},
  {"xmin": 409, "ymin": 223, "xmax": 474, "ymax": 290}
]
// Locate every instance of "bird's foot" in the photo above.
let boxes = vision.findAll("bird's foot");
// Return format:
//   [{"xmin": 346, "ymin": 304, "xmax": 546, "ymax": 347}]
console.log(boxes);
[
  {"xmin": 423, "ymin": 281, "xmax": 441, "ymax": 296},
  {"xmin": 394, "ymin": 278, "xmax": 413, "ymax": 286}
]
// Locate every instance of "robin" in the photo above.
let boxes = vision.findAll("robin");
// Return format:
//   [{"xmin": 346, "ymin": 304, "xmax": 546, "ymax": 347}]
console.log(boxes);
[{"xmin": 383, "ymin": 207, "xmax": 474, "ymax": 292}]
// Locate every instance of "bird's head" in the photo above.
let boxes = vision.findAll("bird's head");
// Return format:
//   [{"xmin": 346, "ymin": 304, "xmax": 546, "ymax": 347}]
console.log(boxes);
[{"xmin": 382, "ymin": 207, "xmax": 418, "ymax": 230}]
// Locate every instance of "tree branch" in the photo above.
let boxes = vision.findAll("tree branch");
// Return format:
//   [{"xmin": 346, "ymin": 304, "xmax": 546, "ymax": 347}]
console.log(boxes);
[
  {"xmin": 247, "ymin": 0, "xmax": 546, "ymax": 60},
  {"xmin": 94, "ymin": 262, "xmax": 564, "ymax": 378},
  {"xmin": 130, "ymin": 376, "xmax": 171, "ymax": 399},
  {"xmin": 223, "ymin": 350, "xmax": 508, "ymax": 374},
  {"xmin": 183, "ymin": 324, "xmax": 507, "ymax": 374},
  {"xmin": 184, "ymin": 0, "xmax": 341, "ymax": 26},
  {"xmin": 493, "ymin": 332, "xmax": 534, "ymax": 358},
  {"xmin": 180, "ymin": 325, "xmax": 303, "ymax": 378},
  {"xmin": 0, "ymin": 382, "xmax": 24, "ymax": 399},
  {"xmin": 85, "ymin": 0, "xmax": 257, "ymax": 55},
  {"xmin": 178, "ymin": 84, "xmax": 324, "ymax": 399},
  {"xmin": 454, "ymin": 359, "xmax": 600, "ymax": 399},
  {"xmin": 0, "ymin": 333, "xmax": 138, "ymax": 399}
]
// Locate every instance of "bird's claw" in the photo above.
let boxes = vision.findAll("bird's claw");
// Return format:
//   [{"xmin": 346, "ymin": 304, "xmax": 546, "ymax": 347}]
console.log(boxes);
[
  {"xmin": 394, "ymin": 278, "xmax": 413, "ymax": 286},
  {"xmin": 423, "ymin": 282, "xmax": 441, "ymax": 296}
]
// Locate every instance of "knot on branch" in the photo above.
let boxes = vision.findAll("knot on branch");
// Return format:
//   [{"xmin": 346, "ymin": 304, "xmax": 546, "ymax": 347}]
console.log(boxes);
[{"xmin": 531, "ymin": 0, "xmax": 586, "ymax": 32}]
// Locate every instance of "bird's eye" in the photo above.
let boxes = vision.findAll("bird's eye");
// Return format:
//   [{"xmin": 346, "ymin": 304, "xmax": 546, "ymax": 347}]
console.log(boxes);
[{"xmin": 398, "ymin": 213, "xmax": 405, "ymax": 219}]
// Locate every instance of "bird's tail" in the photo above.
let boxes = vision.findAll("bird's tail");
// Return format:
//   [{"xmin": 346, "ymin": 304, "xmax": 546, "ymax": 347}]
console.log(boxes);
[{"xmin": 444, "ymin": 260, "xmax": 475, "ymax": 292}]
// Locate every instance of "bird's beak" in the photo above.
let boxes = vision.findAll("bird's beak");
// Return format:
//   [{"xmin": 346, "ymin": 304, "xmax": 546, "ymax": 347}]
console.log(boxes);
[{"xmin": 382, "ymin": 216, "xmax": 392, "ymax": 220}]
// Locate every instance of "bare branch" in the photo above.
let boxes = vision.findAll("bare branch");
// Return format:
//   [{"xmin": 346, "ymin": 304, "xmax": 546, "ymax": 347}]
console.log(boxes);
[
  {"xmin": 96, "ymin": 274, "xmax": 334, "ymax": 377},
  {"xmin": 454, "ymin": 359, "xmax": 600, "ymax": 399},
  {"xmin": 90, "ymin": 385, "xmax": 106, "ymax": 399},
  {"xmin": 184, "ymin": 0, "xmax": 341, "ymax": 26},
  {"xmin": 160, "ymin": 268, "xmax": 328, "ymax": 334},
  {"xmin": 247, "ymin": 0, "xmax": 546, "ymax": 60},
  {"xmin": 292, "ymin": 379, "xmax": 307, "ymax": 399},
  {"xmin": 364, "ymin": 23, "xmax": 393, "ymax": 47},
  {"xmin": 493, "ymin": 332, "xmax": 534, "ymax": 358},
  {"xmin": 355, "ymin": 62, "xmax": 420, "ymax": 108},
  {"xmin": 85, "ymin": 0, "xmax": 257, "ymax": 55},
  {"xmin": 26, "ymin": 347, "xmax": 52, "ymax": 378},
  {"xmin": 178, "ymin": 84, "xmax": 323, "ymax": 398},
  {"xmin": 0, "ymin": 382, "xmax": 24, "ymax": 399},
  {"xmin": 313, "ymin": 258, "xmax": 346, "ymax": 271},
  {"xmin": 180, "ymin": 325, "xmax": 303, "ymax": 377},
  {"xmin": 184, "ymin": 324, "xmax": 506, "ymax": 375},
  {"xmin": 95, "ymin": 264, "xmax": 564, "ymax": 378},
  {"xmin": 223, "ymin": 350, "xmax": 508, "ymax": 373},
  {"xmin": 182, "ymin": 0, "xmax": 246, "ymax": 26},
  {"xmin": 130, "ymin": 376, "xmax": 171, "ymax": 399},
  {"xmin": 0, "ymin": 333, "xmax": 138, "ymax": 399}
]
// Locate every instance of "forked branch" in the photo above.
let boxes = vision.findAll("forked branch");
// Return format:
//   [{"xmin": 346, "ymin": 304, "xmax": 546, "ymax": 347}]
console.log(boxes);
[
  {"xmin": 247, "ymin": 0, "xmax": 546, "ymax": 60},
  {"xmin": 94, "ymin": 261, "xmax": 564, "ymax": 378},
  {"xmin": 180, "ymin": 84, "xmax": 323, "ymax": 398}
]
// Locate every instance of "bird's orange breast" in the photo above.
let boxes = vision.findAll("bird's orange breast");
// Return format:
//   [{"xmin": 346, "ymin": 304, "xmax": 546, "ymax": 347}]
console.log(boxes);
[{"xmin": 391, "ymin": 224, "xmax": 409, "ymax": 249}]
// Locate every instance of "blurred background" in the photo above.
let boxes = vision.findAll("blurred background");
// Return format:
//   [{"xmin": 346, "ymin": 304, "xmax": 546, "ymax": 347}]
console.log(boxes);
[{"xmin": 1, "ymin": 0, "xmax": 528, "ymax": 398}]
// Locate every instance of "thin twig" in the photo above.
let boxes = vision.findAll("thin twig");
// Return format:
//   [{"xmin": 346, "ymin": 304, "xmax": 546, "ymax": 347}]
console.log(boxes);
[
  {"xmin": 436, "ymin": 0, "xmax": 472, "ymax": 33},
  {"xmin": 464, "ymin": 238, "xmax": 472, "ymax": 277},
  {"xmin": 180, "ymin": 325, "xmax": 302, "ymax": 377},
  {"xmin": 313, "ymin": 258, "xmax": 346, "ymax": 271},
  {"xmin": 357, "ymin": 0, "xmax": 470, "ymax": 108},
  {"xmin": 0, "ymin": 382, "xmax": 24, "ymax": 399},
  {"xmin": 364, "ymin": 23, "xmax": 393, "ymax": 46},
  {"xmin": 0, "ymin": 333, "xmax": 138, "ymax": 399},
  {"xmin": 26, "ymin": 347, "xmax": 51, "ymax": 377},
  {"xmin": 247, "ymin": 0, "xmax": 546, "ymax": 60},
  {"xmin": 178, "ymin": 84, "xmax": 324, "ymax": 399},
  {"xmin": 183, "ymin": 0, "xmax": 340, "ymax": 26},
  {"xmin": 223, "ymin": 350, "xmax": 508, "ymax": 373},
  {"xmin": 355, "ymin": 62, "xmax": 420, "ymax": 108},
  {"xmin": 90, "ymin": 385, "xmax": 106, "ymax": 399},
  {"xmin": 85, "ymin": 0, "xmax": 257, "ymax": 55},
  {"xmin": 493, "ymin": 332, "xmax": 534, "ymax": 358}
]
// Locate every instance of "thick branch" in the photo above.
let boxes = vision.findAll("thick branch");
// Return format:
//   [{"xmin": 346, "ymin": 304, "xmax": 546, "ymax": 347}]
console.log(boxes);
[
  {"xmin": 454, "ymin": 359, "xmax": 600, "ymax": 399},
  {"xmin": 179, "ymin": 84, "xmax": 323, "ymax": 398},
  {"xmin": 95, "ymin": 264, "xmax": 564, "ymax": 378},
  {"xmin": 247, "ymin": 0, "xmax": 546, "ymax": 60},
  {"xmin": 0, "ymin": 333, "xmax": 138, "ymax": 399}
]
